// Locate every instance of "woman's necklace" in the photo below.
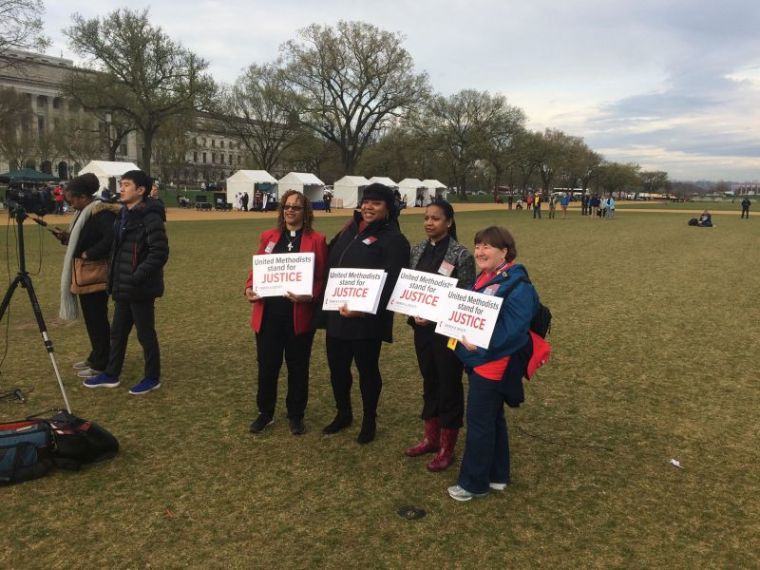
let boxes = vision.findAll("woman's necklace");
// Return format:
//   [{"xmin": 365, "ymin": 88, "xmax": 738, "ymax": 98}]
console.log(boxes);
[{"xmin": 286, "ymin": 229, "xmax": 298, "ymax": 251}]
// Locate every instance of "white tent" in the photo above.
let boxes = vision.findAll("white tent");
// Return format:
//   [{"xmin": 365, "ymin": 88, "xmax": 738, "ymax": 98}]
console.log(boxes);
[
  {"xmin": 278, "ymin": 172, "xmax": 325, "ymax": 203},
  {"xmin": 226, "ymin": 170, "xmax": 278, "ymax": 208},
  {"xmin": 78, "ymin": 160, "xmax": 140, "ymax": 194},
  {"xmin": 368, "ymin": 176, "xmax": 398, "ymax": 189},
  {"xmin": 421, "ymin": 179, "xmax": 448, "ymax": 203},
  {"xmin": 398, "ymin": 177, "xmax": 425, "ymax": 207},
  {"xmin": 333, "ymin": 175, "xmax": 370, "ymax": 209}
]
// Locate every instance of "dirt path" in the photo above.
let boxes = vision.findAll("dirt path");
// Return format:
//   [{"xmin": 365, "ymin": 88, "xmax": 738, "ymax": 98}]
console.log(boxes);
[{"xmin": 0, "ymin": 202, "xmax": 741, "ymax": 225}]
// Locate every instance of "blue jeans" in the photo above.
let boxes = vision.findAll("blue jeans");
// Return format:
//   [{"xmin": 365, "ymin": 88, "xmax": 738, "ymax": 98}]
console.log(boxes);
[{"xmin": 457, "ymin": 373, "xmax": 510, "ymax": 494}]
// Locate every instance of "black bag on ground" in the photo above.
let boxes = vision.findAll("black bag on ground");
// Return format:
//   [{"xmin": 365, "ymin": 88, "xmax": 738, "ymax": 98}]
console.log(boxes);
[
  {"xmin": 0, "ymin": 419, "xmax": 54, "ymax": 484},
  {"xmin": 45, "ymin": 411, "xmax": 119, "ymax": 470},
  {"xmin": 688, "ymin": 218, "xmax": 699, "ymax": 226}
]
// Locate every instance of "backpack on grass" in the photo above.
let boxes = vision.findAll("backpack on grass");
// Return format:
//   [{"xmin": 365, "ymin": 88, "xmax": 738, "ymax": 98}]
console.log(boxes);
[
  {"xmin": 43, "ymin": 410, "xmax": 119, "ymax": 470},
  {"xmin": 0, "ymin": 419, "xmax": 53, "ymax": 484}
]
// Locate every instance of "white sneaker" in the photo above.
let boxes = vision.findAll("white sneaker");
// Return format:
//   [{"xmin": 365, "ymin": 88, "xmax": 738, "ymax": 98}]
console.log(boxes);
[
  {"xmin": 73, "ymin": 361, "xmax": 91, "ymax": 370},
  {"xmin": 489, "ymin": 482, "xmax": 508, "ymax": 491},
  {"xmin": 77, "ymin": 368, "xmax": 103, "ymax": 378},
  {"xmin": 447, "ymin": 485, "xmax": 488, "ymax": 502}
]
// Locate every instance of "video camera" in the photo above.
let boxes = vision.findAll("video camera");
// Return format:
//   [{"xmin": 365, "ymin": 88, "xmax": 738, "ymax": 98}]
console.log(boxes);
[{"xmin": 6, "ymin": 188, "xmax": 56, "ymax": 217}]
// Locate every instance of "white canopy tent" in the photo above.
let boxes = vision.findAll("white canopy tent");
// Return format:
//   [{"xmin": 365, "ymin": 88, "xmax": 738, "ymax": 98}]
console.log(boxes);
[
  {"xmin": 333, "ymin": 175, "xmax": 370, "ymax": 209},
  {"xmin": 226, "ymin": 170, "xmax": 278, "ymax": 208},
  {"xmin": 398, "ymin": 177, "xmax": 425, "ymax": 207},
  {"xmin": 368, "ymin": 176, "xmax": 398, "ymax": 189},
  {"xmin": 421, "ymin": 179, "xmax": 448, "ymax": 203},
  {"xmin": 278, "ymin": 172, "xmax": 325, "ymax": 203},
  {"xmin": 78, "ymin": 160, "xmax": 140, "ymax": 195}
]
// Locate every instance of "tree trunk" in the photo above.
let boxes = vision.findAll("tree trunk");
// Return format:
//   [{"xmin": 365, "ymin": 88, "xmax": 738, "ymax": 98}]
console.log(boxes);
[{"xmin": 141, "ymin": 128, "xmax": 154, "ymax": 176}]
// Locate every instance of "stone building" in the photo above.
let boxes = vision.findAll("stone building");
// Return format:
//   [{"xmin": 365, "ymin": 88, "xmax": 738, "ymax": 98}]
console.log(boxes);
[{"xmin": 0, "ymin": 50, "xmax": 250, "ymax": 186}]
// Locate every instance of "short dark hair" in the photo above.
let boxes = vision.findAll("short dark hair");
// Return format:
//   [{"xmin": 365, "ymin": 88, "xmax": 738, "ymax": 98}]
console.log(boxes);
[
  {"xmin": 474, "ymin": 226, "xmax": 517, "ymax": 262},
  {"xmin": 67, "ymin": 173, "xmax": 99, "ymax": 197},
  {"xmin": 120, "ymin": 170, "xmax": 151, "ymax": 199},
  {"xmin": 277, "ymin": 190, "xmax": 314, "ymax": 232}
]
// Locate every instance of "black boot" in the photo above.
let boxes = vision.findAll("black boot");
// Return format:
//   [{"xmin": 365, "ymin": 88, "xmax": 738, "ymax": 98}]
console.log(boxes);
[
  {"xmin": 357, "ymin": 416, "xmax": 376, "ymax": 444},
  {"xmin": 323, "ymin": 411, "xmax": 353, "ymax": 434}
]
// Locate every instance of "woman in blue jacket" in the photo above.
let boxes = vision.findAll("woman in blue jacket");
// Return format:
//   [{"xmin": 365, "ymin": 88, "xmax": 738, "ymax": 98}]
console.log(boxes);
[{"xmin": 447, "ymin": 226, "xmax": 548, "ymax": 501}]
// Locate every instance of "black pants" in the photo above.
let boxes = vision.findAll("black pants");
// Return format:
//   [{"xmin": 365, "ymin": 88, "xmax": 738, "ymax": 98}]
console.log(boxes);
[
  {"xmin": 105, "ymin": 299, "xmax": 160, "ymax": 380},
  {"xmin": 741, "ymin": 207, "xmax": 749, "ymax": 219},
  {"xmin": 255, "ymin": 316, "xmax": 315, "ymax": 419},
  {"xmin": 413, "ymin": 326, "xmax": 464, "ymax": 428},
  {"xmin": 326, "ymin": 336, "xmax": 382, "ymax": 418},
  {"xmin": 79, "ymin": 291, "xmax": 110, "ymax": 370}
]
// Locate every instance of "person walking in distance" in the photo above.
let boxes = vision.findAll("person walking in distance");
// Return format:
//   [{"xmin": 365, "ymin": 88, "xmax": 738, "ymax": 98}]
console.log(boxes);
[
  {"xmin": 741, "ymin": 197, "xmax": 751, "ymax": 219},
  {"xmin": 83, "ymin": 170, "xmax": 169, "ymax": 395}
]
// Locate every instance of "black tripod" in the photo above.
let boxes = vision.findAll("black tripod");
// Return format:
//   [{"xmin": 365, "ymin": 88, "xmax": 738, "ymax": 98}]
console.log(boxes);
[{"xmin": 0, "ymin": 207, "xmax": 72, "ymax": 412}]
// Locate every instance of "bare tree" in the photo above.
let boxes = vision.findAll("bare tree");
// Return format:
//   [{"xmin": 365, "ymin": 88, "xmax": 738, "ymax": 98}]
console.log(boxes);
[
  {"xmin": 219, "ymin": 64, "xmax": 302, "ymax": 172},
  {"xmin": 63, "ymin": 8, "xmax": 215, "ymax": 175},
  {"xmin": 597, "ymin": 161, "xmax": 641, "ymax": 195},
  {"xmin": 0, "ymin": 0, "xmax": 50, "ymax": 68},
  {"xmin": 417, "ymin": 90, "xmax": 523, "ymax": 197},
  {"xmin": 0, "ymin": 86, "xmax": 35, "ymax": 168},
  {"xmin": 281, "ymin": 21, "xmax": 430, "ymax": 174}
]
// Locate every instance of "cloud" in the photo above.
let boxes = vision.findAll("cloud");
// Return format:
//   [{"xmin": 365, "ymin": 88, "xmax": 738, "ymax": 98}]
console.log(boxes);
[{"xmin": 40, "ymin": 0, "xmax": 760, "ymax": 180}]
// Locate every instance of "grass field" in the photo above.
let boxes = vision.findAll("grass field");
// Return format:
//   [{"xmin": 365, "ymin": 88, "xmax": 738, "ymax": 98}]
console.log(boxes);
[{"xmin": 1, "ymin": 209, "xmax": 758, "ymax": 569}]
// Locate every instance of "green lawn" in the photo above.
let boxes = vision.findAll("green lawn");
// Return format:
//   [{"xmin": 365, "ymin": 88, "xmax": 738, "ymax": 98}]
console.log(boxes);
[
  {"xmin": 1, "ymin": 209, "xmax": 758, "ymax": 568},
  {"xmin": 616, "ymin": 200, "xmax": 751, "ymax": 211}
]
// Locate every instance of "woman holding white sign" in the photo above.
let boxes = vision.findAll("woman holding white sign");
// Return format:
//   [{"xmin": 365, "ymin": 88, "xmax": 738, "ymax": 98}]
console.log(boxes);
[
  {"xmin": 321, "ymin": 183, "xmax": 410, "ymax": 444},
  {"xmin": 447, "ymin": 226, "xmax": 550, "ymax": 501},
  {"xmin": 405, "ymin": 200, "xmax": 475, "ymax": 471},
  {"xmin": 245, "ymin": 191, "xmax": 328, "ymax": 435}
]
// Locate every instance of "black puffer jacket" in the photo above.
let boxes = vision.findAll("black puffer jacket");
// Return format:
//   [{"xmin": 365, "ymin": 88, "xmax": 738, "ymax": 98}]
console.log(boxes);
[
  {"xmin": 323, "ymin": 211, "xmax": 410, "ymax": 342},
  {"xmin": 108, "ymin": 199, "xmax": 169, "ymax": 302}
]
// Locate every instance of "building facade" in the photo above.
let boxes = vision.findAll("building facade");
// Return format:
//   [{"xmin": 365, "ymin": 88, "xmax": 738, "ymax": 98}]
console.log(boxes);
[{"xmin": 0, "ymin": 50, "xmax": 250, "ymax": 186}]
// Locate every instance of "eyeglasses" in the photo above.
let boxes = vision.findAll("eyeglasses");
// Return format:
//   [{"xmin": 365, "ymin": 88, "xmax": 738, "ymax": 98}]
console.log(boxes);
[{"xmin": 282, "ymin": 205, "xmax": 303, "ymax": 211}]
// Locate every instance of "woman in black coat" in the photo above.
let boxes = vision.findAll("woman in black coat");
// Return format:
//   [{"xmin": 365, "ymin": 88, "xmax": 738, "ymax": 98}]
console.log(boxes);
[
  {"xmin": 321, "ymin": 183, "xmax": 410, "ymax": 444},
  {"xmin": 54, "ymin": 173, "xmax": 118, "ymax": 378}
]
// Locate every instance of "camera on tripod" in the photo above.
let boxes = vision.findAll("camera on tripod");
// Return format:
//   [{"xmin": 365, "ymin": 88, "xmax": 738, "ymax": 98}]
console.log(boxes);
[{"xmin": 6, "ymin": 188, "xmax": 56, "ymax": 217}]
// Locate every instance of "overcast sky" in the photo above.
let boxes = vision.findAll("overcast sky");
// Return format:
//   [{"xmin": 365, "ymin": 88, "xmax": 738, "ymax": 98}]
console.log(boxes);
[{"xmin": 43, "ymin": 0, "xmax": 760, "ymax": 181}]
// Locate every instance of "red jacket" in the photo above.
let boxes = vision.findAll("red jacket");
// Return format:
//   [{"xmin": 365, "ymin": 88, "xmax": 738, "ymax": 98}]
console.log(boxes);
[{"xmin": 245, "ymin": 228, "xmax": 328, "ymax": 335}]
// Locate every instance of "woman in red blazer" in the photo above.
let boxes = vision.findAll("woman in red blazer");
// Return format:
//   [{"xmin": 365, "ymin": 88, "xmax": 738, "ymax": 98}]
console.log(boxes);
[{"xmin": 244, "ymin": 190, "xmax": 328, "ymax": 435}]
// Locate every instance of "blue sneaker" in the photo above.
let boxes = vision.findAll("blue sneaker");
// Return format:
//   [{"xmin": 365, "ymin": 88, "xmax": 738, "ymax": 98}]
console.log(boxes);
[
  {"xmin": 83, "ymin": 373, "xmax": 120, "ymax": 388},
  {"xmin": 129, "ymin": 378, "xmax": 161, "ymax": 395}
]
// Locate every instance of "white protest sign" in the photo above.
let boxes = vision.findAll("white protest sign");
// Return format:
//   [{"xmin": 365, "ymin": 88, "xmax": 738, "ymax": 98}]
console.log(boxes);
[
  {"xmin": 386, "ymin": 268, "xmax": 458, "ymax": 322},
  {"xmin": 435, "ymin": 288, "xmax": 504, "ymax": 349},
  {"xmin": 252, "ymin": 252, "xmax": 315, "ymax": 297},
  {"xmin": 322, "ymin": 268, "xmax": 387, "ymax": 314}
]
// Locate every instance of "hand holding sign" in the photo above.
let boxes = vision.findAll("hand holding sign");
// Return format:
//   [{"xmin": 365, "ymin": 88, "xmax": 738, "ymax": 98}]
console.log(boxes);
[
  {"xmin": 323, "ymin": 269, "xmax": 387, "ymax": 314},
  {"xmin": 252, "ymin": 253, "xmax": 315, "ymax": 298},
  {"xmin": 286, "ymin": 292, "xmax": 313, "ymax": 304},
  {"xmin": 386, "ymin": 269, "xmax": 458, "ymax": 322}
]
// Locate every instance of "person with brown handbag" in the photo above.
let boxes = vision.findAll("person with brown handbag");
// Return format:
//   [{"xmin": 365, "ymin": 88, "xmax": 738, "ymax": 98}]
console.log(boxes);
[{"xmin": 54, "ymin": 174, "xmax": 119, "ymax": 379}]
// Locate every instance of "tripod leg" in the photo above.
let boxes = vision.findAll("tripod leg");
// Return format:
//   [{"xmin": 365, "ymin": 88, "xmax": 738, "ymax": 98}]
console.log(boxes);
[
  {"xmin": 18, "ymin": 273, "xmax": 73, "ymax": 413},
  {"xmin": 0, "ymin": 275, "xmax": 23, "ymax": 322}
]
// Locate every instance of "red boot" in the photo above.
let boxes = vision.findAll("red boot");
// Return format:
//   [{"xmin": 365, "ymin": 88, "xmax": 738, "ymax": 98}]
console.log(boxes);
[
  {"xmin": 405, "ymin": 418, "xmax": 440, "ymax": 457},
  {"xmin": 427, "ymin": 428, "xmax": 459, "ymax": 472}
]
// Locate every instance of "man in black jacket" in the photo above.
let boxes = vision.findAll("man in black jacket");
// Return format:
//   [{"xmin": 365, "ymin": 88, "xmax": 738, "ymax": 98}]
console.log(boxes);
[{"xmin": 84, "ymin": 170, "xmax": 169, "ymax": 395}]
